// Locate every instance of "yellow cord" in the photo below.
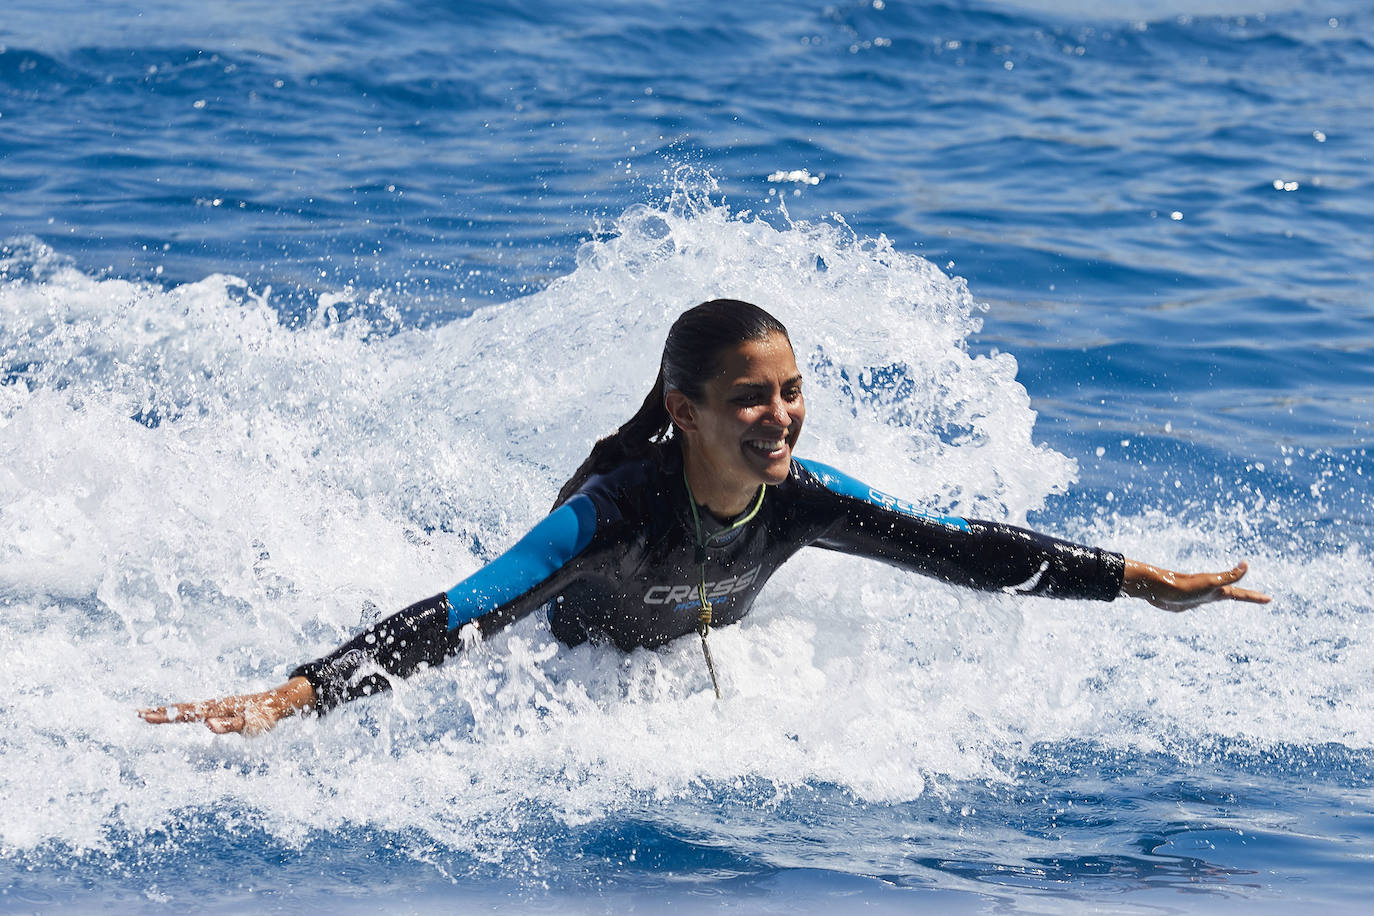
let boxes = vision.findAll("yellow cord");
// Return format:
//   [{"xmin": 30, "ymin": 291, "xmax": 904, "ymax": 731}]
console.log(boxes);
[{"xmin": 682, "ymin": 471, "xmax": 766, "ymax": 698}]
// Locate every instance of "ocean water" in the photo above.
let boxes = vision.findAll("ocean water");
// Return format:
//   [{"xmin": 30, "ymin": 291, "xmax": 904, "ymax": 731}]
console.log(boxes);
[{"xmin": 1, "ymin": 0, "xmax": 1371, "ymax": 912}]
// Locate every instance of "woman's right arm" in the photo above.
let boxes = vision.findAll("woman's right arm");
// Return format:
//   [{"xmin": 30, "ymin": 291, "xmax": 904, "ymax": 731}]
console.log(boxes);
[
  {"xmin": 138, "ymin": 591, "xmax": 458, "ymax": 733},
  {"xmin": 140, "ymin": 494, "xmax": 601, "ymax": 734}
]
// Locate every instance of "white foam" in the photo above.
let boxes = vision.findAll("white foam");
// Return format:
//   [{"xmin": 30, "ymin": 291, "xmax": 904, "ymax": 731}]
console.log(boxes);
[{"xmin": 0, "ymin": 191, "xmax": 1367, "ymax": 860}]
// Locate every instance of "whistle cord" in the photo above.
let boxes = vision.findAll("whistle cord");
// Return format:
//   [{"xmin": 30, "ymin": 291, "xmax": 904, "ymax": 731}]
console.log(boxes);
[{"xmin": 682, "ymin": 470, "xmax": 766, "ymax": 699}]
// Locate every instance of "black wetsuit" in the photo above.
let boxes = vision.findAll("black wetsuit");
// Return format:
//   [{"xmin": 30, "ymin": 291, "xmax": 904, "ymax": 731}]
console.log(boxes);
[{"xmin": 291, "ymin": 446, "xmax": 1124, "ymax": 711}]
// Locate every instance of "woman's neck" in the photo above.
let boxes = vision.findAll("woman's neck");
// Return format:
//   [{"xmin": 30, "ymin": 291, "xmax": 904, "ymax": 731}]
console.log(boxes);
[{"xmin": 679, "ymin": 439, "xmax": 760, "ymax": 517}]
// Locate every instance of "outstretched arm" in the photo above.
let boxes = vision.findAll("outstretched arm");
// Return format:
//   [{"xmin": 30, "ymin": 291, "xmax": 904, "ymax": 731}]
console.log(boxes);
[
  {"xmin": 140, "ymin": 494, "xmax": 600, "ymax": 735},
  {"xmin": 139, "ymin": 591, "xmax": 453, "ymax": 735},
  {"xmin": 795, "ymin": 459, "xmax": 1273, "ymax": 610},
  {"xmin": 1121, "ymin": 559, "xmax": 1270, "ymax": 611}
]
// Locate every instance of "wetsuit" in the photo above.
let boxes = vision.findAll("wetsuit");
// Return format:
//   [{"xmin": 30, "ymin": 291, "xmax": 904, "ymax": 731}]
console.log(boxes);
[{"xmin": 291, "ymin": 446, "xmax": 1124, "ymax": 711}]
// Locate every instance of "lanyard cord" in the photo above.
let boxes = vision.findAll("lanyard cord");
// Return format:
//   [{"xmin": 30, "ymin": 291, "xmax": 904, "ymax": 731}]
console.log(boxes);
[{"xmin": 682, "ymin": 469, "xmax": 766, "ymax": 699}]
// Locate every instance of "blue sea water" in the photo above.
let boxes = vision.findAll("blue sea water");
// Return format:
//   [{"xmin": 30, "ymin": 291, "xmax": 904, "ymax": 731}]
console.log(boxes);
[{"xmin": 1, "ymin": 0, "xmax": 1371, "ymax": 912}]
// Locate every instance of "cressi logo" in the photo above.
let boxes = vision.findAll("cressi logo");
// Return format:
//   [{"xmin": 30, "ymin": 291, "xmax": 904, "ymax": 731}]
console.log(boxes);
[
  {"xmin": 867, "ymin": 487, "xmax": 922, "ymax": 516},
  {"xmin": 642, "ymin": 566, "xmax": 761, "ymax": 605},
  {"xmin": 865, "ymin": 486, "xmax": 967, "ymax": 530}
]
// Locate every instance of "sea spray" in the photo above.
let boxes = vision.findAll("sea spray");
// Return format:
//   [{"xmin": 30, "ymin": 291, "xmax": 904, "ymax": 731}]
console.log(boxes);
[{"xmin": 0, "ymin": 191, "xmax": 1367, "ymax": 876}]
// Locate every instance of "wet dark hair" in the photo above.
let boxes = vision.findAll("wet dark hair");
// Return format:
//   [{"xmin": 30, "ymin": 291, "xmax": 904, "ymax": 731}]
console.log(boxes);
[{"xmin": 553, "ymin": 299, "xmax": 790, "ymax": 508}]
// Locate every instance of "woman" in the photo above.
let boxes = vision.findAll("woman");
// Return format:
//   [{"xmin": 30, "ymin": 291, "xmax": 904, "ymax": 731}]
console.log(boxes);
[{"xmin": 141, "ymin": 299, "xmax": 1270, "ymax": 734}]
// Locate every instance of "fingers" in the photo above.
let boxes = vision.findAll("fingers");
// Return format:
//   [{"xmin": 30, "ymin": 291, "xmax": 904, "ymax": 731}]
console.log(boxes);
[
  {"xmin": 1222, "ymin": 585, "xmax": 1272, "ymax": 604},
  {"xmin": 1129, "ymin": 559, "xmax": 1272, "ymax": 612},
  {"xmin": 1216, "ymin": 562, "xmax": 1248, "ymax": 584},
  {"xmin": 1210, "ymin": 562, "xmax": 1272, "ymax": 604},
  {"xmin": 138, "ymin": 703, "xmax": 208, "ymax": 724},
  {"xmin": 138, "ymin": 697, "xmax": 250, "ymax": 728},
  {"xmin": 141, "ymin": 682, "xmax": 307, "ymax": 736},
  {"xmin": 140, "ymin": 704, "xmax": 257, "ymax": 734}
]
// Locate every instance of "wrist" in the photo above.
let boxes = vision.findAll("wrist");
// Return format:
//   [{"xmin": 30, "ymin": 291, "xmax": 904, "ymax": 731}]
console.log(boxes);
[
  {"xmin": 1119, "ymin": 558, "xmax": 1163, "ymax": 600},
  {"xmin": 281, "ymin": 676, "xmax": 317, "ymax": 714}
]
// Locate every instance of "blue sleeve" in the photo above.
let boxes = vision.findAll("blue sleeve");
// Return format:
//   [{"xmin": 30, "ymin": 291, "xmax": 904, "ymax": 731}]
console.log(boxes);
[
  {"xmin": 795, "ymin": 458, "xmax": 1123, "ymax": 601},
  {"xmin": 445, "ymin": 493, "xmax": 598, "ymax": 629},
  {"xmin": 291, "ymin": 494, "xmax": 599, "ymax": 712},
  {"xmin": 795, "ymin": 458, "xmax": 970, "ymax": 531}
]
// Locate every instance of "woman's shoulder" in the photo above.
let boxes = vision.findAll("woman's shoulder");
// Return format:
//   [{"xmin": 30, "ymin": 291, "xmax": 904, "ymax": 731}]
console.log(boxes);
[
  {"xmin": 785, "ymin": 455, "xmax": 849, "ymax": 494},
  {"xmin": 785, "ymin": 455, "xmax": 971, "ymax": 530},
  {"xmin": 573, "ymin": 445, "xmax": 677, "ymax": 512}
]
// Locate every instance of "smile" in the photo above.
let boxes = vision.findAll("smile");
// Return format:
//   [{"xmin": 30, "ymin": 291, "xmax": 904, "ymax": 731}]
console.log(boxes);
[{"xmin": 745, "ymin": 436, "xmax": 789, "ymax": 458}]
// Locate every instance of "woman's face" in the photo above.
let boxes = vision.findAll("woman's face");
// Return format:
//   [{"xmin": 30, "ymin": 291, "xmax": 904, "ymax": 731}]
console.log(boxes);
[{"xmin": 670, "ymin": 331, "xmax": 806, "ymax": 494}]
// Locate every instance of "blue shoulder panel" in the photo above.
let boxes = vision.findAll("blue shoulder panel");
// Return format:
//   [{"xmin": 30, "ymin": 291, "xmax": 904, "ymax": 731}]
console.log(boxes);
[
  {"xmin": 445, "ymin": 494, "xmax": 598, "ymax": 630},
  {"xmin": 796, "ymin": 457, "xmax": 970, "ymax": 532}
]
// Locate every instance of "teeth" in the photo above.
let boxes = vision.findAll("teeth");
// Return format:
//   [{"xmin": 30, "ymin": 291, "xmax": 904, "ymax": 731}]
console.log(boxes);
[{"xmin": 747, "ymin": 438, "xmax": 786, "ymax": 452}]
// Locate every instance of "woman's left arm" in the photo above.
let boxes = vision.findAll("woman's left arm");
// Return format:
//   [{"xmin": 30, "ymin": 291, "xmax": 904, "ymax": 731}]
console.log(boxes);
[
  {"xmin": 793, "ymin": 459, "xmax": 1274, "ymax": 610},
  {"xmin": 1120, "ymin": 559, "xmax": 1271, "ymax": 611}
]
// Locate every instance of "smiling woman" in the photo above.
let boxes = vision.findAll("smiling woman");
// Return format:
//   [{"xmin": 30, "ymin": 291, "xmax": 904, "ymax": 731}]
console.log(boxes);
[
  {"xmin": 139, "ymin": 299, "xmax": 1270, "ymax": 734},
  {"xmin": 667, "ymin": 331, "xmax": 805, "ymax": 510}
]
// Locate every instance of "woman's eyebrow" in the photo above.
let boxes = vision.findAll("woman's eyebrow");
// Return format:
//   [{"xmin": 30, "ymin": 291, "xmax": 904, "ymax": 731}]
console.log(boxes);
[{"xmin": 730, "ymin": 375, "xmax": 803, "ymax": 390}]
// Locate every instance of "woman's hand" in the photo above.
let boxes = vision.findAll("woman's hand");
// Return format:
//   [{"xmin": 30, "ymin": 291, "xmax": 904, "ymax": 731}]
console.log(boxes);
[
  {"xmin": 138, "ymin": 676, "xmax": 317, "ymax": 735},
  {"xmin": 1121, "ymin": 559, "xmax": 1271, "ymax": 612}
]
